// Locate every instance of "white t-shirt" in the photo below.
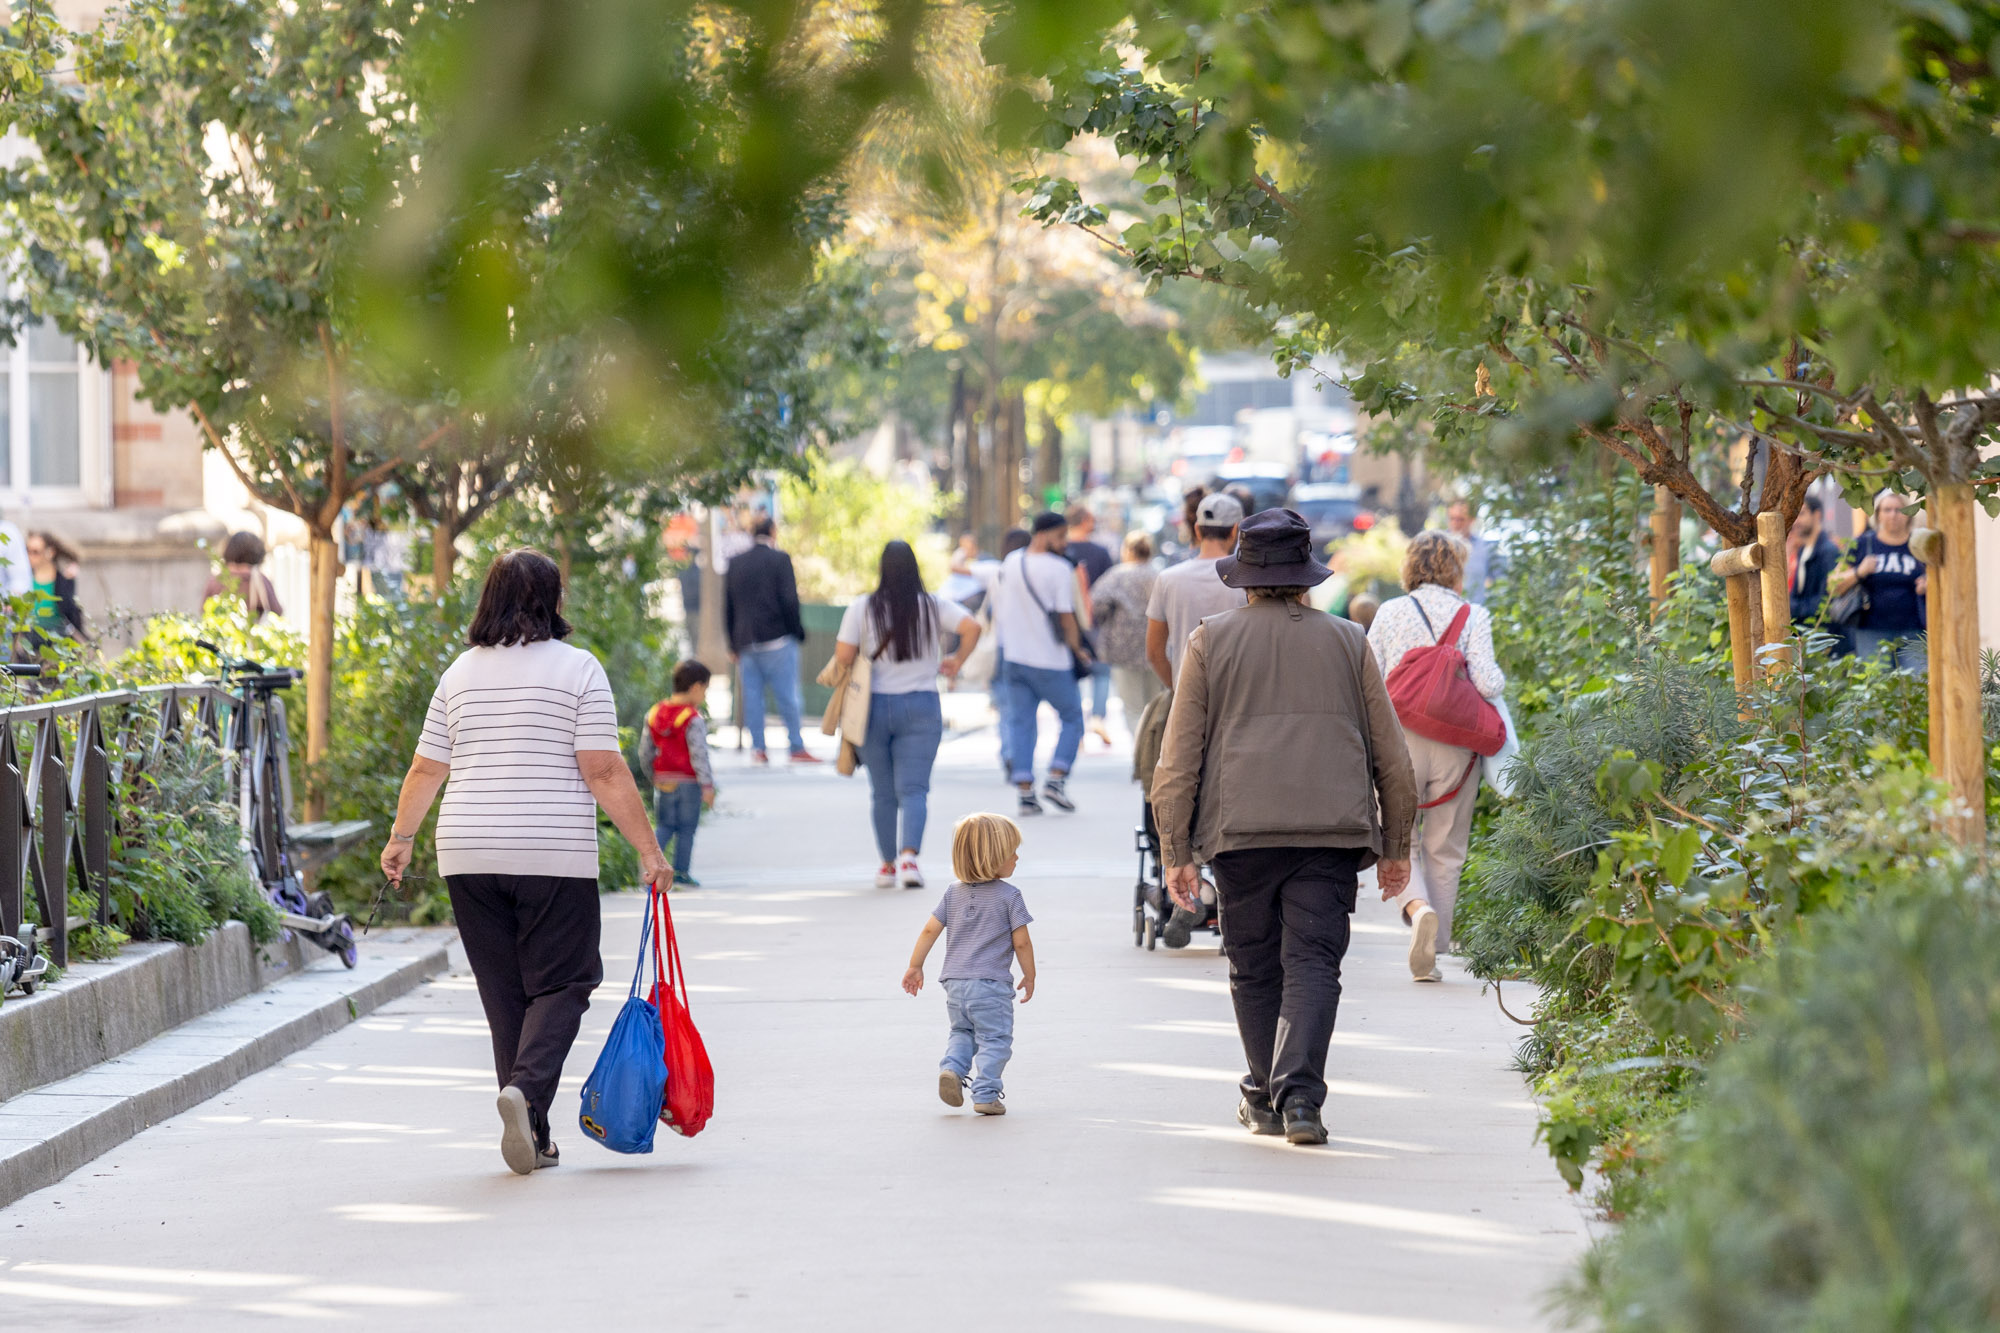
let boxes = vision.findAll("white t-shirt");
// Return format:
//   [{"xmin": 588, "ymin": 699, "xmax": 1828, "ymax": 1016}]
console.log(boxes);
[
  {"xmin": 991, "ymin": 549, "xmax": 1077, "ymax": 672},
  {"xmin": 836, "ymin": 592, "xmax": 974, "ymax": 695},
  {"xmin": 416, "ymin": 639, "xmax": 622, "ymax": 879},
  {"xmin": 1146, "ymin": 556, "xmax": 1248, "ymax": 685}
]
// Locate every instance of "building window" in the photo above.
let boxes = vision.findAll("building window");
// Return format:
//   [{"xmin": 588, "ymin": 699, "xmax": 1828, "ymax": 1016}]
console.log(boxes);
[{"xmin": 2, "ymin": 317, "xmax": 102, "ymax": 503}]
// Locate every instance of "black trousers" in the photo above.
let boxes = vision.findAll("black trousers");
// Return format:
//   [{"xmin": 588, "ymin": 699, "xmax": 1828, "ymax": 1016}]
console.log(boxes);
[
  {"xmin": 1208, "ymin": 846, "xmax": 1361, "ymax": 1115},
  {"xmin": 446, "ymin": 874, "xmax": 604, "ymax": 1133}
]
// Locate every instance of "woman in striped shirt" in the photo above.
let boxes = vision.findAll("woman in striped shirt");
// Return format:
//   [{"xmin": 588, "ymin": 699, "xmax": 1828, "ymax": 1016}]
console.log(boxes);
[{"xmin": 381, "ymin": 549, "xmax": 669, "ymax": 1176}]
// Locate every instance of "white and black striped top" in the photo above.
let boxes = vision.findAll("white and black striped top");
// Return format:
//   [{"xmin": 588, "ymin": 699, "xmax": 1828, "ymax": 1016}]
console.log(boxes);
[{"xmin": 416, "ymin": 639, "xmax": 622, "ymax": 878}]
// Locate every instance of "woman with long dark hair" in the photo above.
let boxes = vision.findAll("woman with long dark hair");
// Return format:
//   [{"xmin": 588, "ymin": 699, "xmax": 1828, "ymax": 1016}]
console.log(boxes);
[{"xmin": 832, "ymin": 540, "xmax": 981, "ymax": 888}]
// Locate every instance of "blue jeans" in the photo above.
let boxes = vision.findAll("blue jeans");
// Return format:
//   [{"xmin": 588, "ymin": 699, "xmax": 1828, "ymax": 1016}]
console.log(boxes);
[
  {"xmin": 1855, "ymin": 629, "xmax": 1928, "ymax": 676},
  {"xmin": 653, "ymin": 782, "xmax": 702, "ymax": 877},
  {"xmin": 1002, "ymin": 661, "xmax": 1084, "ymax": 786},
  {"xmin": 942, "ymin": 977, "xmax": 1016, "ymax": 1103},
  {"xmin": 1088, "ymin": 660, "xmax": 1112, "ymax": 719},
  {"xmin": 739, "ymin": 639, "xmax": 806, "ymax": 754},
  {"xmin": 861, "ymin": 691, "xmax": 944, "ymax": 862}
]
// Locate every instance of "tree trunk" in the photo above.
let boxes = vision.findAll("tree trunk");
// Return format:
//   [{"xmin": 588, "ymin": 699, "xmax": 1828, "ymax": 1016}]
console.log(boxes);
[
  {"xmin": 1648, "ymin": 486, "xmax": 1680, "ymax": 615},
  {"xmin": 433, "ymin": 519, "xmax": 457, "ymax": 591},
  {"xmin": 305, "ymin": 528, "xmax": 340, "ymax": 821},
  {"xmin": 1932, "ymin": 484, "xmax": 1985, "ymax": 849},
  {"xmin": 1036, "ymin": 413, "xmax": 1063, "ymax": 504}
]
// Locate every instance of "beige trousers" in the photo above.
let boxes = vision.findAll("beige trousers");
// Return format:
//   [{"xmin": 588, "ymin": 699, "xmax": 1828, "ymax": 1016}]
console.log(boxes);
[
  {"xmin": 1387, "ymin": 727, "xmax": 1481, "ymax": 947},
  {"xmin": 1112, "ymin": 665, "xmax": 1163, "ymax": 736}
]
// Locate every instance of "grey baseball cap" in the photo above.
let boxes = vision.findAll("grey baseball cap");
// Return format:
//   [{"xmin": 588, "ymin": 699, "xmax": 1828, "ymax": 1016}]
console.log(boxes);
[{"xmin": 1196, "ymin": 492, "xmax": 1245, "ymax": 527}]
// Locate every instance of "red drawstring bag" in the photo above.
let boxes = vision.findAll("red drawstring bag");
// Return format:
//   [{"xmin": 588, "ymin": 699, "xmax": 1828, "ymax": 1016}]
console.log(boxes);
[
  {"xmin": 645, "ymin": 887, "xmax": 715, "ymax": 1138},
  {"xmin": 1385, "ymin": 601, "xmax": 1507, "ymax": 758}
]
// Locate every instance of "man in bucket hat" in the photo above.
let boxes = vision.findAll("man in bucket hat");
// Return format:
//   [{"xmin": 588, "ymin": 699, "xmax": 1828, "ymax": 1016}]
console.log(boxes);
[{"xmin": 1150, "ymin": 508, "xmax": 1417, "ymax": 1146}]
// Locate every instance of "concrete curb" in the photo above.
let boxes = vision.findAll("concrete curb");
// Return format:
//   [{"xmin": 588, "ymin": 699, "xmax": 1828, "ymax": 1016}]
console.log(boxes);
[{"xmin": 0, "ymin": 943, "xmax": 447, "ymax": 1209}]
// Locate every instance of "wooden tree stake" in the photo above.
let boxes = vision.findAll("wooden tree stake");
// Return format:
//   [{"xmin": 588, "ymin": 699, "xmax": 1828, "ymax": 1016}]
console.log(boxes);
[
  {"xmin": 1928, "ymin": 488, "xmax": 1985, "ymax": 848},
  {"xmin": 1710, "ymin": 541, "xmax": 1762, "ymax": 714},
  {"xmin": 1756, "ymin": 510, "xmax": 1792, "ymax": 676},
  {"xmin": 1913, "ymin": 523, "xmax": 1946, "ymax": 776}
]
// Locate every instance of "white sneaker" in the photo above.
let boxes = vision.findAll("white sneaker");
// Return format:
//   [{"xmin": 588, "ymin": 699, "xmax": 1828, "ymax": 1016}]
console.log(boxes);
[
  {"xmin": 898, "ymin": 855, "xmax": 924, "ymax": 890},
  {"xmin": 873, "ymin": 863, "xmax": 896, "ymax": 888},
  {"xmin": 1407, "ymin": 903, "xmax": 1439, "ymax": 980}
]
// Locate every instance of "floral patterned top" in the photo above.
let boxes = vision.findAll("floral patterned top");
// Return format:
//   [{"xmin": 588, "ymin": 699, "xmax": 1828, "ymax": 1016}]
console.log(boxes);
[
  {"xmin": 1366, "ymin": 583, "xmax": 1506, "ymax": 701},
  {"xmin": 1090, "ymin": 561, "xmax": 1159, "ymax": 669}
]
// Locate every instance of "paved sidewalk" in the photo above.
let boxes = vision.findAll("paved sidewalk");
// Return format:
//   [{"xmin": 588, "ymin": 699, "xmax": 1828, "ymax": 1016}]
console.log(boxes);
[{"xmin": 0, "ymin": 715, "xmax": 1587, "ymax": 1330}]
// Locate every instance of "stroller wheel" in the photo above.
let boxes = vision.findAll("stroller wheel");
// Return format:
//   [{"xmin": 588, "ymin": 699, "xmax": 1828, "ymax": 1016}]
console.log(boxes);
[
  {"xmin": 1133, "ymin": 905, "xmax": 1145, "ymax": 947},
  {"xmin": 1143, "ymin": 915, "xmax": 1157, "ymax": 950}
]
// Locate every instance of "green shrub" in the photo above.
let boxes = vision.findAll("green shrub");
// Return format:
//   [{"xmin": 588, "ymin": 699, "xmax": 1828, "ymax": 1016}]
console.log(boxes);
[
  {"xmin": 1572, "ymin": 861, "xmax": 2000, "ymax": 1330},
  {"xmin": 115, "ymin": 734, "xmax": 278, "ymax": 946}
]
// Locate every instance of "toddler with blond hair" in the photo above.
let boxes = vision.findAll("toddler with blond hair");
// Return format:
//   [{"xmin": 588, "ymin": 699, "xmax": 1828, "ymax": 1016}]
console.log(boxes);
[{"xmin": 901, "ymin": 813, "xmax": 1036, "ymax": 1115}]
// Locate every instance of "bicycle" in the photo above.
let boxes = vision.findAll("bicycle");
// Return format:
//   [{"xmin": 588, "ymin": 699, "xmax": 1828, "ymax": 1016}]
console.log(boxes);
[{"xmin": 195, "ymin": 641, "xmax": 363, "ymax": 968}]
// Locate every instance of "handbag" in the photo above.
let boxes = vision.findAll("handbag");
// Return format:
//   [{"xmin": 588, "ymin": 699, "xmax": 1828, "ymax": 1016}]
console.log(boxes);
[
  {"xmin": 1826, "ymin": 538, "xmax": 1870, "ymax": 627},
  {"xmin": 814, "ymin": 651, "xmax": 871, "ymax": 774},
  {"xmin": 1014, "ymin": 555, "xmax": 1094, "ymax": 680},
  {"xmin": 577, "ymin": 889, "xmax": 670, "ymax": 1154},
  {"xmin": 1385, "ymin": 598, "xmax": 1507, "ymax": 757},
  {"xmin": 646, "ymin": 887, "xmax": 715, "ymax": 1137},
  {"xmin": 1480, "ymin": 695, "xmax": 1522, "ymax": 798}
]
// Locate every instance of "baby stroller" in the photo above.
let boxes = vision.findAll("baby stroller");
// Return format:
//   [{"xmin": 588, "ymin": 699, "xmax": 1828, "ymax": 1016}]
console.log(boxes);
[{"xmin": 1131, "ymin": 691, "xmax": 1220, "ymax": 951}]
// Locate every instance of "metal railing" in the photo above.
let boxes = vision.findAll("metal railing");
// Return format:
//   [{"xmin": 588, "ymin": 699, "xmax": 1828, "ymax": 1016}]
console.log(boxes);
[{"xmin": 0, "ymin": 683, "xmax": 237, "ymax": 973}]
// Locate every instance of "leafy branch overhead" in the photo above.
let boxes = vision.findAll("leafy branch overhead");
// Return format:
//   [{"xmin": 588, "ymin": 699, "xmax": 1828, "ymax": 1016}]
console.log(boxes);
[{"xmin": 1004, "ymin": 0, "xmax": 2000, "ymax": 523}]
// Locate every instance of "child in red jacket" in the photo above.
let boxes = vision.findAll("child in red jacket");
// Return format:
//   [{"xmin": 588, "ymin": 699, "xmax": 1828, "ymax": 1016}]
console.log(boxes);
[{"xmin": 639, "ymin": 661, "xmax": 716, "ymax": 888}]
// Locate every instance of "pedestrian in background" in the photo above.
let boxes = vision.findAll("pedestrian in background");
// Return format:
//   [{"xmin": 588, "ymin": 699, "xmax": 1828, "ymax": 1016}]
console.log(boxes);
[
  {"xmin": 1786, "ymin": 496, "xmax": 1849, "ymax": 655},
  {"xmin": 1146, "ymin": 492, "xmax": 1246, "ymax": 689},
  {"xmin": 901, "ymin": 812, "xmax": 1036, "ymax": 1117},
  {"xmin": 203, "ymin": 531, "xmax": 285, "ymax": 623},
  {"xmin": 1090, "ymin": 530, "xmax": 1162, "ymax": 736},
  {"xmin": 1446, "ymin": 500, "xmax": 1506, "ymax": 605},
  {"xmin": 725, "ymin": 515, "xmax": 818, "ymax": 764},
  {"xmin": 992, "ymin": 511, "xmax": 1091, "ymax": 817},
  {"xmin": 1151, "ymin": 509, "xmax": 1416, "ymax": 1146},
  {"xmin": 988, "ymin": 526, "xmax": 1031, "ymax": 780},
  {"xmin": 381, "ymin": 549, "xmax": 669, "ymax": 1175},
  {"xmin": 1368, "ymin": 530, "xmax": 1506, "ymax": 982},
  {"xmin": 24, "ymin": 531, "xmax": 84, "ymax": 644},
  {"xmin": 640, "ymin": 659, "xmax": 717, "ymax": 889},
  {"xmin": 1064, "ymin": 504, "xmax": 1117, "ymax": 746},
  {"xmin": 1830, "ymin": 490, "xmax": 1927, "ymax": 673},
  {"xmin": 832, "ymin": 539, "xmax": 981, "ymax": 890}
]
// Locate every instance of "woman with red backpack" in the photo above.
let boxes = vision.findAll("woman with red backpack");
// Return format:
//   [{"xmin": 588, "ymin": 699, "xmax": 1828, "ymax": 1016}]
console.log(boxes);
[{"xmin": 1368, "ymin": 530, "xmax": 1507, "ymax": 983}]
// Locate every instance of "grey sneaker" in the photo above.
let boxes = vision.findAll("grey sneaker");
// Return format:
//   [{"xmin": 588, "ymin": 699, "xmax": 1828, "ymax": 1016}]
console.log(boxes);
[
  {"xmin": 535, "ymin": 1140, "xmax": 560, "ymax": 1169},
  {"xmin": 1041, "ymin": 776, "xmax": 1076, "ymax": 812},
  {"xmin": 1017, "ymin": 788, "xmax": 1045, "ymax": 817},
  {"xmin": 938, "ymin": 1069, "xmax": 965, "ymax": 1107},
  {"xmin": 497, "ymin": 1086, "xmax": 536, "ymax": 1176},
  {"xmin": 973, "ymin": 1101, "xmax": 1006, "ymax": 1116},
  {"xmin": 1408, "ymin": 903, "xmax": 1439, "ymax": 980}
]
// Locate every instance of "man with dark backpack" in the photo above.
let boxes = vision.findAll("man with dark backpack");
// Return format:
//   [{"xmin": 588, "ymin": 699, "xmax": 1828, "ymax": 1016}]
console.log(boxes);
[{"xmin": 640, "ymin": 661, "xmax": 718, "ymax": 889}]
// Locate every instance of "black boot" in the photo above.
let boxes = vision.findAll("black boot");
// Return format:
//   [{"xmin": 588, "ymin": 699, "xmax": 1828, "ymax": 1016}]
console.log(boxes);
[{"xmin": 1283, "ymin": 1100, "xmax": 1327, "ymax": 1146}]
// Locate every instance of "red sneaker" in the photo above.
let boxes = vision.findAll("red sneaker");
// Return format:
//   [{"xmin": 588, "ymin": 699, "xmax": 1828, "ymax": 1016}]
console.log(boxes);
[
  {"xmin": 752, "ymin": 750, "xmax": 770, "ymax": 765},
  {"xmin": 789, "ymin": 750, "xmax": 822, "ymax": 764}
]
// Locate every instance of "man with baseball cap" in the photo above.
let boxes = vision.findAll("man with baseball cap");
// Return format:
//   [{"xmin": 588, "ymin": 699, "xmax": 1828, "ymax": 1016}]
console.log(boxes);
[{"xmin": 1145, "ymin": 491, "xmax": 1247, "ymax": 689}]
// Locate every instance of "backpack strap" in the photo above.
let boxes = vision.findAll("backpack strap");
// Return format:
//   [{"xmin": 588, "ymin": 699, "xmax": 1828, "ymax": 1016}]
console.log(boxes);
[{"xmin": 1439, "ymin": 603, "xmax": 1471, "ymax": 649}]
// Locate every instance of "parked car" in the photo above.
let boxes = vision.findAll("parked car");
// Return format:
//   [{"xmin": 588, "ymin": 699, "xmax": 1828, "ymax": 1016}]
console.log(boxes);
[
  {"xmin": 1211, "ymin": 461, "xmax": 1292, "ymax": 516},
  {"xmin": 1288, "ymin": 481, "xmax": 1374, "ymax": 554}
]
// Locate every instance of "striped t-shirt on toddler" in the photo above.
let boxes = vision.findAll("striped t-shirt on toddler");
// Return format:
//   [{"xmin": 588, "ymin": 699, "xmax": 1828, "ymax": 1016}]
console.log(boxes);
[
  {"xmin": 416, "ymin": 639, "xmax": 621, "ymax": 879},
  {"xmin": 931, "ymin": 879, "xmax": 1034, "ymax": 982}
]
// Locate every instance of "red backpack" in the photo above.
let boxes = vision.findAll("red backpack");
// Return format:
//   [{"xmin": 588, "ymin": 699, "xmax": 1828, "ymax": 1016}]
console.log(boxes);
[
  {"xmin": 646, "ymin": 702, "xmax": 699, "ymax": 787},
  {"xmin": 1385, "ymin": 600, "xmax": 1507, "ymax": 758}
]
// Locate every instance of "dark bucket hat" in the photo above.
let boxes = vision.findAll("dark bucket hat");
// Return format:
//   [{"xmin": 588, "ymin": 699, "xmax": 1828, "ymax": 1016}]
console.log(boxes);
[{"xmin": 1216, "ymin": 508, "xmax": 1334, "ymax": 589}]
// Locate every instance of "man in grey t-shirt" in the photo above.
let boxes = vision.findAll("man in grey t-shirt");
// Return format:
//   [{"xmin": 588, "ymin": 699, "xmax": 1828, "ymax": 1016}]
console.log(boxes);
[{"xmin": 1147, "ymin": 492, "xmax": 1247, "ymax": 688}]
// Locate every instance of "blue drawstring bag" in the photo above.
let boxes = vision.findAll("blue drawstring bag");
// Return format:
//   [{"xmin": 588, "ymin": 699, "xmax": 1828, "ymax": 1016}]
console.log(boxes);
[{"xmin": 578, "ymin": 889, "xmax": 669, "ymax": 1154}]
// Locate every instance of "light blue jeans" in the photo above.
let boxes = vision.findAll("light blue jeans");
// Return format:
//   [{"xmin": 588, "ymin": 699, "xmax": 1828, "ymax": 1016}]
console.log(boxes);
[
  {"xmin": 739, "ymin": 638, "xmax": 806, "ymax": 754},
  {"xmin": 1002, "ymin": 661, "xmax": 1084, "ymax": 786},
  {"xmin": 653, "ymin": 782, "xmax": 702, "ymax": 878},
  {"xmin": 861, "ymin": 690, "xmax": 944, "ymax": 862},
  {"xmin": 942, "ymin": 977, "xmax": 1016, "ymax": 1103},
  {"xmin": 1854, "ymin": 629, "xmax": 1928, "ymax": 676},
  {"xmin": 1088, "ymin": 660, "xmax": 1112, "ymax": 720}
]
